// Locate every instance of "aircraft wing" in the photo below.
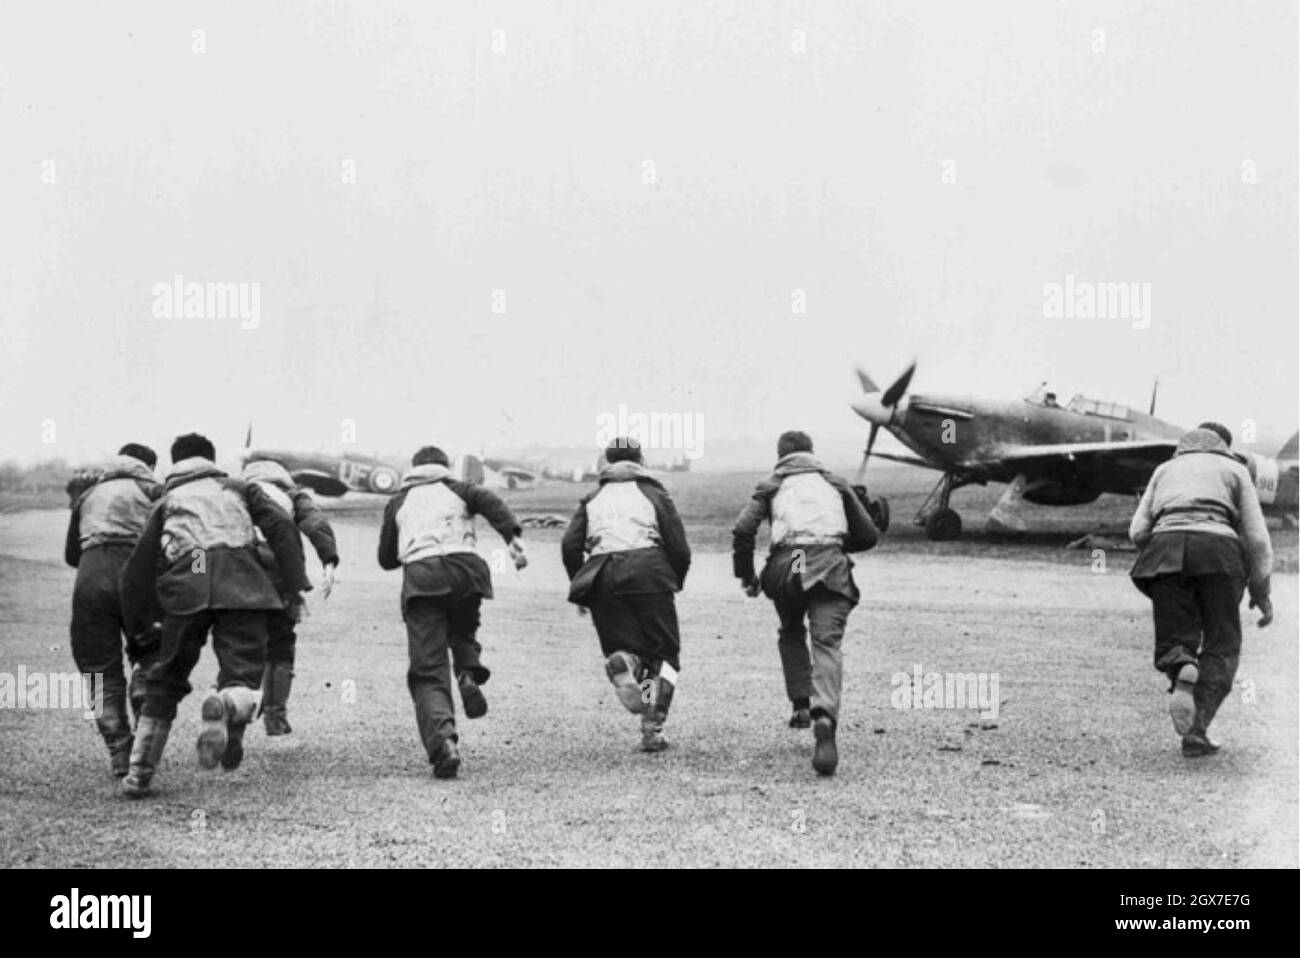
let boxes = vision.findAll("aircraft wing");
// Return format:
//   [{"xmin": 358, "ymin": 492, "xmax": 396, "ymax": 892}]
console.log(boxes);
[
  {"xmin": 483, "ymin": 459, "xmax": 539, "ymax": 482},
  {"xmin": 978, "ymin": 438, "xmax": 1178, "ymax": 469},
  {"xmin": 871, "ymin": 451, "xmax": 944, "ymax": 470},
  {"xmin": 290, "ymin": 469, "xmax": 349, "ymax": 497}
]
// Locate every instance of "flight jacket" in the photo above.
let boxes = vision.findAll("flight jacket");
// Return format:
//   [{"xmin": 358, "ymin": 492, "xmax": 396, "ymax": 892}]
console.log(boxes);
[
  {"xmin": 120, "ymin": 458, "xmax": 311, "ymax": 634},
  {"xmin": 1129, "ymin": 428, "xmax": 1273, "ymax": 594},
  {"xmin": 65, "ymin": 454, "xmax": 164, "ymax": 566},
  {"xmin": 377, "ymin": 463, "xmax": 522, "ymax": 614},
  {"xmin": 562, "ymin": 461, "xmax": 691, "ymax": 604},
  {"xmin": 732, "ymin": 452, "xmax": 879, "ymax": 604},
  {"xmin": 244, "ymin": 460, "xmax": 340, "ymax": 593}
]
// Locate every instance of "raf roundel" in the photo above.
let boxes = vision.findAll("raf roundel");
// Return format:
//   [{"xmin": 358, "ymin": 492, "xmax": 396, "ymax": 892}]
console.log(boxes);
[{"xmin": 368, "ymin": 467, "xmax": 399, "ymax": 494}]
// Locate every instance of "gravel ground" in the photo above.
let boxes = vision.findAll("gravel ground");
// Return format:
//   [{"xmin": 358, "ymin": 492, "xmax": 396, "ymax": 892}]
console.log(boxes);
[{"xmin": 0, "ymin": 490, "xmax": 1295, "ymax": 868}]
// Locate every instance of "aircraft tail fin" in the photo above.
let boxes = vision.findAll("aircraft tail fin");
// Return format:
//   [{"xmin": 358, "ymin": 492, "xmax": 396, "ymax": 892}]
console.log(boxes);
[
  {"xmin": 1277, "ymin": 431, "xmax": 1299, "ymax": 462},
  {"xmin": 454, "ymin": 454, "xmax": 486, "ymax": 486}
]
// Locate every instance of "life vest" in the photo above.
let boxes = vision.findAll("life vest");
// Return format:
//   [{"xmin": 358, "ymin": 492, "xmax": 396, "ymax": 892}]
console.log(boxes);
[
  {"xmin": 771, "ymin": 472, "xmax": 847, "ymax": 547},
  {"xmin": 78, "ymin": 477, "xmax": 155, "ymax": 549},
  {"xmin": 160, "ymin": 477, "xmax": 257, "ymax": 565},
  {"xmin": 396, "ymin": 482, "xmax": 478, "ymax": 562},
  {"xmin": 585, "ymin": 481, "xmax": 661, "ymax": 554}
]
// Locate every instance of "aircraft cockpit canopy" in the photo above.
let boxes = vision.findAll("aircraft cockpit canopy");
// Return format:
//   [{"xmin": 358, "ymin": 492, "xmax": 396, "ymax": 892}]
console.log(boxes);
[
  {"xmin": 1066, "ymin": 395, "xmax": 1132, "ymax": 421},
  {"xmin": 1025, "ymin": 384, "xmax": 1064, "ymax": 408}
]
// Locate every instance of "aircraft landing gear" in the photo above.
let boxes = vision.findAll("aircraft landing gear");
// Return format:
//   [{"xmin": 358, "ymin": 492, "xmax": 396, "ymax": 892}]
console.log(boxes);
[
  {"xmin": 917, "ymin": 473, "xmax": 965, "ymax": 541},
  {"xmin": 925, "ymin": 508, "xmax": 962, "ymax": 541}
]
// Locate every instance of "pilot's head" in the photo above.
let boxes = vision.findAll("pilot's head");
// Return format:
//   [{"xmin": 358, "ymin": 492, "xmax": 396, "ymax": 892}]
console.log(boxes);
[
  {"xmin": 412, "ymin": 446, "xmax": 450, "ymax": 468},
  {"xmin": 1197, "ymin": 422, "xmax": 1233, "ymax": 447},
  {"xmin": 242, "ymin": 459, "xmax": 294, "ymax": 487},
  {"xmin": 605, "ymin": 437, "xmax": 643, "ymax": 465},
  {"xmin": 170, "ymin": 433, "xmax": 215, "ymax": 464},
  {"xmin": 777, "ymin": 430, "xmax": 814, "ymax": 459},
  {"xmin": 117, "ymin": 443, "xmax": 157, "ymax": 469}
]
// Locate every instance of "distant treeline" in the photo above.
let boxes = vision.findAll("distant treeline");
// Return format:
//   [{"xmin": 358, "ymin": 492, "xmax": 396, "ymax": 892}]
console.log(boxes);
[{"xmin": 0, "ymin": 459, "xmax": 80, "ymax": 494}]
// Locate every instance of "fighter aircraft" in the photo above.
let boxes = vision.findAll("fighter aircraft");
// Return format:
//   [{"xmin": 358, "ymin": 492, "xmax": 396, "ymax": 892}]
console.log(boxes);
[
  {"xmin": 238, "ymin": 424, "xmax": 488, "ymax": 496},
  {"xmin": 481, "ymin": 458, "xmax": 545, "ymax": 489},
  {"xmin": 236, "ymin": 448, "xmax": 402, "ymax": 496},
  {"xmin": 850, "ymin": 362, "xmax": 1185, "ymax": 539},
  {"xmin": 237, "ymin": 422, "xmax": 605, "ymax": 496},
  {"xmin": 236, "ymin": 446, "xmax": 491, "ymax": 497},
  {"xmin": 1242, "ymin": 431, "xmax": 1299, "ymax": 526}
]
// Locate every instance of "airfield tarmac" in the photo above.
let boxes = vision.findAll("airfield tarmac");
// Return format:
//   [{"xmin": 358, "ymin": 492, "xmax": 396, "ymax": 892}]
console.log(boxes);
[{"xmin": 1, "ymin": 469, "xmax": 1295, "ymax": 868}]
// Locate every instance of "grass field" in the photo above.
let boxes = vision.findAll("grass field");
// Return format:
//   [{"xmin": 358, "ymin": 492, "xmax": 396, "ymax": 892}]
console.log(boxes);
[
  {"xmin": 503, "ymin": 466, "xmax": 1182, "ymax": 555},
  {"xmin": 1, "ymin": 469, "xmax": 1295, "ymax": 868}
]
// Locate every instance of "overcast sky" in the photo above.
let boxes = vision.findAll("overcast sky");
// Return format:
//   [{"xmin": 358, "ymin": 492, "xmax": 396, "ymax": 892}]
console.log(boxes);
[{"xmin": 1, "ymin": 0, "xmax": 1296, "ymax": 469}]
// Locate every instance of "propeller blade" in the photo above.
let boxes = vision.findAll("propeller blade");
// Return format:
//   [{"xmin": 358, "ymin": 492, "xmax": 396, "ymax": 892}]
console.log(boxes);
[
  {"xmin": 855, "ymin": 366, "xmax": 879, "ymax": 395},
  {"xmin": 881, "ymin": 361, "xmax": 916, "ymax": 408},
  {"xmin": 865, "ymin": 423, "xmax": 880, "ymax": 460},
  {"xmin": 854, "ymin": 423, "xmax": 881, "ymax": 485}
]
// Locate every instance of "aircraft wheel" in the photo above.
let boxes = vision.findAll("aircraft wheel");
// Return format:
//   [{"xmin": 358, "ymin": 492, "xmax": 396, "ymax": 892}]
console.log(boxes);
[
  {"xmin": 369, "ymin": 467, "xmax": 399, "ymax": 494},
  {"xmin": 925, "ymin": 507, "xmax": 962, "ymax": 541}
]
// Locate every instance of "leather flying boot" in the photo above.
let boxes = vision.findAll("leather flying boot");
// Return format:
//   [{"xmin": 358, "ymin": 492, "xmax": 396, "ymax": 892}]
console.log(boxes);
[
  {"xmin": 640, "ymin": 669, "xmax": 675, "ymax": 753},
  {"xmin": 121, "ymin": 715, "xmax": 171, "ymax": 797},
  {"xmin": 1169, "ymin": 663, "xmax": 1198, "ymax": 737},
  {"xmin": 812, "ymin": 714, "xmax": 838, "ymax": 776},
  {"xmin": 262, "ymin": 662, "xmax": 295, "ymax": 736},
  {"xmin": 220, "ymin": 686, "xmax": 261, "ymax": 770},
  {"xmin": 606, "ymin": 651, "xmax": 646, "ymax": 714}
]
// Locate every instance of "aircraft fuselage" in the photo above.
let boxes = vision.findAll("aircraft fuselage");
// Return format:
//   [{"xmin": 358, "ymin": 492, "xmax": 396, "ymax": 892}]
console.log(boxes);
[
  {"xmin": 243, "ymin": 448, "xmax": 404, "ymax": 497},
  {"xmin": 887, "ymin": 392, "xmax": 1183, "ymax": 497}
]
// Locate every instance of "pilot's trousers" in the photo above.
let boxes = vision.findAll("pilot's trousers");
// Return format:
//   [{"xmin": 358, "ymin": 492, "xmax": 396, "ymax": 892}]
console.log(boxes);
[
  {"xmin": 404, "ymin": 595, "xmax": 486, "ymax": 761},
  {"xmin": 586, "ymin": 587, "xmax": 682, "ymax": 673},
  {"xmin": 71, "ymin": 545, "xmax": 158, "ymax": 755},
  {"xmin": 142, "ymin": 609, "xmax": 268, "ymax": 721},
  {"xmin": 1147, "ymin": 573, "xmax": 1244, "ymax": 736},
  {"xmin": 773, "ymin": 584, "xmax": 853, "ymax": 724}
]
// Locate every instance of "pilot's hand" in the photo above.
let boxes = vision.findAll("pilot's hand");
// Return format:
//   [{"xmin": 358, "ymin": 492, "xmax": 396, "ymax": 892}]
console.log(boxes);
[
  {"xmin": 1249, "ymin": 593, "xmax": 1273, "ymax": 628},
  {"xmin": 508, "ymin": 539, "xmax": 528, "ymax": 571},
  {"xmin": 742, "ymin": 577, "xmax": 761, "ymax": 598},
  {"xmin": 321, "ymin": 563, "xmax": 337, "ymax": 600},
  {"xmin": 1248, "ymin": 579, "xmax": 1273, "ymax": 627}
]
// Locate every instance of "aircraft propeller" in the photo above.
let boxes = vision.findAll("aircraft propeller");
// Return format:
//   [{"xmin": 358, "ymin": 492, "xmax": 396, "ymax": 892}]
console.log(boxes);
[
  {"xmin": 881, "ymin": 361, "xmax": 916, "ymax": 407},
  {"xmin": 237, "ymin": 420, "xmax": 254, "ymax": 465},
  {"xmin": 853, "ymin": 360, "xmax": 916, "ymax": 464}
]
